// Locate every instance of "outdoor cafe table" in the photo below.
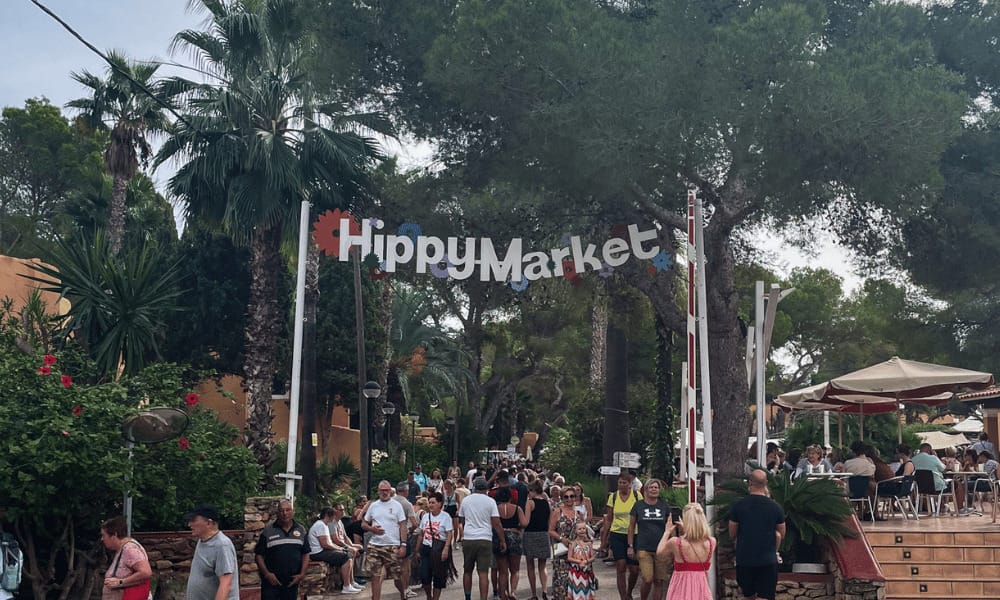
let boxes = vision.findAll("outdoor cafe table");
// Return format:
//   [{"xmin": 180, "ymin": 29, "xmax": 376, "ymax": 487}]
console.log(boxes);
[
  {"xmin": 945, "ymin": 471, "xmax": 997, "ymax": 520},
  {"xmin": 805, "ymin": 471, "xmax": 854, "ymax": 479}
]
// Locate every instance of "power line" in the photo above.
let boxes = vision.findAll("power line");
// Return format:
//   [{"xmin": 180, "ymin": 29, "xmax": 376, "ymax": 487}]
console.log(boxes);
[{"xmin": 28, "ymin": 0, "xmax": 202, "ymax": 136}]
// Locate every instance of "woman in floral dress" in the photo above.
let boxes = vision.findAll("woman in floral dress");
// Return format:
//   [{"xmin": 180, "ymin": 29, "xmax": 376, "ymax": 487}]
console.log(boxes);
[{"xmin": 547, "ymin": 488, "xmax": 582, "ymax": 600}]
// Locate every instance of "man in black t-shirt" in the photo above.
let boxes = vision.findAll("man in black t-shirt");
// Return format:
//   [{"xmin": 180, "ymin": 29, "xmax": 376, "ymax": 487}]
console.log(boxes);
[
  {"xmin": 626, "ymin": 479, "xmax": 672, "ymax": 600},
  {"xmin": 728, "ymin": 469, "xmax": 786, "ymax": 600},
  {"xmin": 254, "ymin": 499, "xmax": 310, "ymax": 600}
]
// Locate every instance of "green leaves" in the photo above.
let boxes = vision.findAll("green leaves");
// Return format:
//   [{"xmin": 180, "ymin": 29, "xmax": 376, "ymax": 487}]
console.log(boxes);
[{"xmin": 25, "ymin": 231, "xmax": 182, "ymax": 378}]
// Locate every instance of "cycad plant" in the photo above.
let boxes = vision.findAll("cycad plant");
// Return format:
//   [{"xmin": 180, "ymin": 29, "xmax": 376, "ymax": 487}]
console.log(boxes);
[
  {"xmin": 712, "ymin": 469, "xmax": 855, "ymax": 566},
  {"xmin": 25, "ymin": 232, "xmax": 181, "ymax": 378}
]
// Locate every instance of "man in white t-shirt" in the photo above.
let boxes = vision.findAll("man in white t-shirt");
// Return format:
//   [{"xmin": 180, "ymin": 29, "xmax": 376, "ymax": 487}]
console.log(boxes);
[
  {"xmin": 458, "ymin": 477, "xmax": 506, "ymax": 600},
  {"xmin": 363, "ymin": 481, "xmax": 408, "ymax": 600}
]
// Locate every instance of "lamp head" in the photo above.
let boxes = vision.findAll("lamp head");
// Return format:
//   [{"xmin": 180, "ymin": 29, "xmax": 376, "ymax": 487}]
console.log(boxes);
[
  {"xmin": 363, "ymin": 381, "xmax": 381, "ymax": 399},
  {"xmin": 381, "ymin": 403, "xmax": 396, "ymax": 415}
]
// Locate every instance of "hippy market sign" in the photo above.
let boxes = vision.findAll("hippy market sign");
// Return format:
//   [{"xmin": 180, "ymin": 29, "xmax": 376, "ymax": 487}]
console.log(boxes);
[{"xmin": 313, "ymin": 209, "xmax": 672, "ymax": 289}]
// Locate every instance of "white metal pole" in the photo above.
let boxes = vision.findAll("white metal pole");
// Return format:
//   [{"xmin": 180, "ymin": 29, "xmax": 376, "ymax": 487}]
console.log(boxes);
[
  {"xmin": 686, "ymin": 192, "xmax": 698, "ymax": 504},
  {"xmin": 680, "ymin": 362, "xmax": 689, "ymax": 483},
  {"xmin": 755, "ymin": 280, "xmax": 766, "ymax": 467},
  {"xmin": 693, "ymin": 192, "xmax": 716, "ymax": 598},
  {"xmin": 824, "ymin": 411, "xmax": 831, "ymax": 449},
  {"xmin": 284, "ymin": 200, "xmax": 311, "ymax": 500}
]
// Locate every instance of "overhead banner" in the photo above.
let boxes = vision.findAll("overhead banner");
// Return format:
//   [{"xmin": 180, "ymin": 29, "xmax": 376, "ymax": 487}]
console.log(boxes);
[{"xmin": 313, "ymin": 209, "xmax": 672, "ymax": 287}]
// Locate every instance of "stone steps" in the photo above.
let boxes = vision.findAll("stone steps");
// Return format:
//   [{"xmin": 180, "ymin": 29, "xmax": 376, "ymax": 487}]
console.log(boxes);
[{"xmin": 867, "ymin": 529, "xmax": 1000, "ymax": 599}]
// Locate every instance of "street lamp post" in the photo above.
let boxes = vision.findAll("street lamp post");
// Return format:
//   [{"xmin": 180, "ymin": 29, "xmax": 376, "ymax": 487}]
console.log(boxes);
[
  {"xmin": 409, "ymin": 412, "xmax": 419, "ymax": 471},
  {"xmin": 381, "ymin": 402, "xmax": 396, "ymax": 450},
  {"xmin": 446, "ymin": 417, "xmax": 456, "ymax": 463},
  {"xmin": 362, "ymin": 381, "xmax": 381, "ymax": 495}
]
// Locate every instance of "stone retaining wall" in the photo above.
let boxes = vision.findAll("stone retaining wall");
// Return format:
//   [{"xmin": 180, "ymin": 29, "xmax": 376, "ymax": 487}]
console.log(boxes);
[{"xmin": 125, "ymin": 496, "xmax": 340, "ymax": 599}]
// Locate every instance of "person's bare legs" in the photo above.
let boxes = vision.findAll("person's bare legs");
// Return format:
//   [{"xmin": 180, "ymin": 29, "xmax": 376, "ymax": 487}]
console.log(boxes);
[
  {"xmin": 526, "ymin": 559, "xmax": 538, "ymax": 599},
  {"xmin": 497, "ymin": 556, "xmax": 511, "ymax": 599},
  {"xmin": 340, "ymin": 561, "xmax": 354, "ymax": 590},
  {"xmin": 509, "ymin": 555, "xmax": 522, "ymax": 598},
  {"xmin": 371, "ymin": 573, "xmax": 384, "ymax": 600},
  {"xmin": 627, "ymin": 564, "xmax": 638, "ymax": 598},
  {"xmin": 615, "ymin": 560, "xmax": 629, "ymax": 600},
  {"xmin": 652, "ymin": 579, "xmax": 664, "ymax": 600},
  {"xmin": 537, "ymin": 559, "xmax": 548, "ymax": 595},
  {"xmin": 478, "ymin": 569, "xmax": 491, "ymax": 600},
  {"xmin": 639, "ymin": 575, "xmax": 653, "ymax": 600}
]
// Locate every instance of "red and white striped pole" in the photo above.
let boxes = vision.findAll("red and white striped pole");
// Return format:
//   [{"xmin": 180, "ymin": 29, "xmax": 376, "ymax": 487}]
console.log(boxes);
[{"xmin": 687, "ymin": 190, "xmax": 698, "ymax": 504}]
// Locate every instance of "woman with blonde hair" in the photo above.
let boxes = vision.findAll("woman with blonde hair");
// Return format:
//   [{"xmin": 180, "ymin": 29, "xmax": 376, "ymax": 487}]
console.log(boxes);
[{"xmin": 657, "ymin": 503, "xmax": 714, "ymax": 600}]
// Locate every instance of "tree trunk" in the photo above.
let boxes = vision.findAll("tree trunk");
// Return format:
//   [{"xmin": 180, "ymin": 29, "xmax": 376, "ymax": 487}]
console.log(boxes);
[
  {"xmin": 603, "ymin": 290, "xmax": 631, "ymax": 486},
  {"xmin": 590, "ymin": 290, "xmax": 608, "ymax": 393},
  {"xmin": 704, "ymin": 222, "xmax": 751, "ymax": 478},
  {"xmin": 243, "ymin": 224, "xmax": 283, "ymax": 472},
  {"xmin": 300, "ymin": 240, "xmax": 320, "ymax": 496},
  {"xmin": 107, "ymin": 172, "xmax": 128, "ymax": 256}
]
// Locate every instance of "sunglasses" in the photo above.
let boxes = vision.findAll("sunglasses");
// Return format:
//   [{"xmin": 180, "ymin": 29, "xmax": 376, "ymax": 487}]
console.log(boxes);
[{"xmin": 563, "ymin": 494, "xmax": 576, "ymax": 499}]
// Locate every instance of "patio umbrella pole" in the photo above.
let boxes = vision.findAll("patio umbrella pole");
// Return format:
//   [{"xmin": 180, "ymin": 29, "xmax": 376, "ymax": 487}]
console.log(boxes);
[{"xmin": 838, "ymin": 412, "xmax": 842, "ymax": 448}]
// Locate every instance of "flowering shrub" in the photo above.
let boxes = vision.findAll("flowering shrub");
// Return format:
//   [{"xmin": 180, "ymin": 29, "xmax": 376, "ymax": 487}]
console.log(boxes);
[{"xmin": 0, "ymin": 312, "xmax": 260, "ymax": 598}]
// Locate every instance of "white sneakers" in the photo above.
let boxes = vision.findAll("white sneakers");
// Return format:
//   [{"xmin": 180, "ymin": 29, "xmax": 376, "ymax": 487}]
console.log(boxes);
[{"xmin": 342, "ymin": 584, "xmax": 364, "ymax": 594}]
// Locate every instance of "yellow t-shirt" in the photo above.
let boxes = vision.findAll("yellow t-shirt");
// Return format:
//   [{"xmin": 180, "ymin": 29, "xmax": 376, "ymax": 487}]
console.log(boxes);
[{"xmin": 606, "ymin": 490, "xmax": 639, "ymax": 534}]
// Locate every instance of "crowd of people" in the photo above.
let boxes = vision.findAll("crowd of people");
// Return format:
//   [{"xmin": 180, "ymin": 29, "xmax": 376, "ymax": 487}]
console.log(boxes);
[{"xmin": 92, "ymin": 455, "xmax": 800, "ymax": 600}]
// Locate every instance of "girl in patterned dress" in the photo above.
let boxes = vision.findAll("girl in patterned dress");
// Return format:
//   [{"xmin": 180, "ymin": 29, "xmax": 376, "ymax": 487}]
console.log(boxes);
[{"xmin": 566, "ymin": 522, "xmax": 596, "ymax": 600}]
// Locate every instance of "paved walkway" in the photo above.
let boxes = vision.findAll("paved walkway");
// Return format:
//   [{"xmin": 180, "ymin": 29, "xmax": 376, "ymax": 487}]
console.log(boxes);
[{"xmin": 308, "ymin": 544, "xmax": 629, "ymax": 600}]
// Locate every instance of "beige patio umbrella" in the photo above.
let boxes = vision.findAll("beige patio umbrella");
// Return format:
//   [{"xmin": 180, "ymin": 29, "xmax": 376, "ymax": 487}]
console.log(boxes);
[{"xmin": 778, "ymin": 357, "xmax": 993, "ymax": 441}]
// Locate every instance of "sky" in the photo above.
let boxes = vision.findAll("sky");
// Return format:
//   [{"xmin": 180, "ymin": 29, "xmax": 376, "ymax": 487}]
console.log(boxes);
[{"xmin": 1, "ymin": 1, "xmax": 860, "ymax": 290}]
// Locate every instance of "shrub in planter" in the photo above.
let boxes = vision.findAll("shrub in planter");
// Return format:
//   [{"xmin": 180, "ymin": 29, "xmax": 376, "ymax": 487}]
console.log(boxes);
[{"xmin": 711, "ymin": 470, "xmax": 855, "ymax": 568}]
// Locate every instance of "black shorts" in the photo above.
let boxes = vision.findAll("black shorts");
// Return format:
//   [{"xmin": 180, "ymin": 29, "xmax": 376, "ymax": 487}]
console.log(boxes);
[
  {"xmin": 311, "ymin": 549, "xmax": 349, "ymax": 567},
  {"xmin": 608, "ymin": 532, "xmax": 638, "ymax": 565},
  {"xmin": 736, "ymin": 564, "xmax": 778, "ymax": 600},
  {"xmin": 261, "ymin": 582, "xmax": 299, "ymax": 600}
]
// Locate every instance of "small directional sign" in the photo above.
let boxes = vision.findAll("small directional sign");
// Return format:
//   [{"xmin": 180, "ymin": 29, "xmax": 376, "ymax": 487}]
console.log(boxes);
[
  {"xmin": 613, "ymin": 451, "xmax": 641, "ymax": 469},
  {"xmin": 598, "ymin": 466, "xmax": 622, "ymax": 476},
  {"xmin": 614, "ymin": 451, "xmax": 641, "ymax": 461}
]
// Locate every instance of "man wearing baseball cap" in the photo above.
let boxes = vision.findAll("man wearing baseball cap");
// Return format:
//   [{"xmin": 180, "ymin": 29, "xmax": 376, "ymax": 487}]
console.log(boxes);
[{"xmin": 185, "ymin": 505, "xmax": 239, "ymax": 600}]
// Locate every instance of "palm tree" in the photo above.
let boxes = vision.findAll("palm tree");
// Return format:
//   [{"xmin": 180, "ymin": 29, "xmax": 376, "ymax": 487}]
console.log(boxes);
[
  {"xmin": 384, "ymin": 284, "xmax": 471, "ymax": 447},
  {"xmin": 67, "ymin": 51, "xmax": 167, "ymax": 256},
  {"xmin": 156, "ymin": 0, "xmax": 391, "ymax": 469}
]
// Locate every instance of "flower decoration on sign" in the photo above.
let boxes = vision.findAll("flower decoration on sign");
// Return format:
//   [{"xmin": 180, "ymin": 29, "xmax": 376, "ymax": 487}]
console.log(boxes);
[
  {"xmin": 61, "ymin": 375, "xmax": 73, "ymax": 388},
  {"xmin": 361, "ymin": 252, "xmax": 380, "ymax": 269},
  {"xmin": 313, "ymin": 209, "xmax": 361, "ymax": 258},
  {"xmin": 369, "ymin": 263, "xmax": 390, "ymax": 280},
  {"xmin": 368, "ymin": 217, "xmax": 382, "ymax": 228},
  {"xmin": 72, "ymin": 404, "xmax": 83, "ymax": 417},
  {"xmin": 429, "ymin": 258, "xmax": 452, "ymax": 279},
  {"xmin": 185, "ymin": 393, "xmax": 200, "ymax": 407},
  {"xmin": 178, "ymin": 437, "xmax": 191, "ymax": 450},
  {"xmin": 43, "ymin": 354, "xmax": 57, "ymax": 366},
  {"xmin": 561, "ymin": 259, "xmax": 579, "ymax": 280},
  {"xmin": 598, "ymin": 262, "xmax": 614, "ymax": 278},
  {"xmin": 37, "ymin": 366, "xmax": 51, "ymax": 375},
  {"xmin": 651, "ymin": 250, "xmax": 672, "ymax": 272},
  {"xmin": 646, "ymin": 265, "xmax": 657, "ymax": 276},
  {"xmin": 510, "ymin": 277, "xmax": 529, "ymax": 292},
  {"xmin": 397, "ymin": 222, "xmax": 422, "ymax": 242}
]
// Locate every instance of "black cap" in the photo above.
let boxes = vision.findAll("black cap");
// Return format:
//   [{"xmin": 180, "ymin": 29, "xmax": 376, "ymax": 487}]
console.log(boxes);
[{"xmin": 184, "ymin": 504, "xmax": 221, "ymax": 524}]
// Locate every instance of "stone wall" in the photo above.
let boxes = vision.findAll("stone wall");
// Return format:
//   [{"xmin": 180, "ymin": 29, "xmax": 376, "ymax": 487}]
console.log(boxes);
[
  {"xmin": 721, "ymin": 570, "xmax": 835, "ymax": 599},
  {"xmin": 126, "ymin": 496, "xmax": 340, "ymax": 599}
]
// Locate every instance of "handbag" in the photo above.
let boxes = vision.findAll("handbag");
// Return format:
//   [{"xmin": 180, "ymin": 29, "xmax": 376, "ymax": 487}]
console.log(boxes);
[{"xmin": 552, "ymin": 542, "xmax": 568, "ymax": 557}]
